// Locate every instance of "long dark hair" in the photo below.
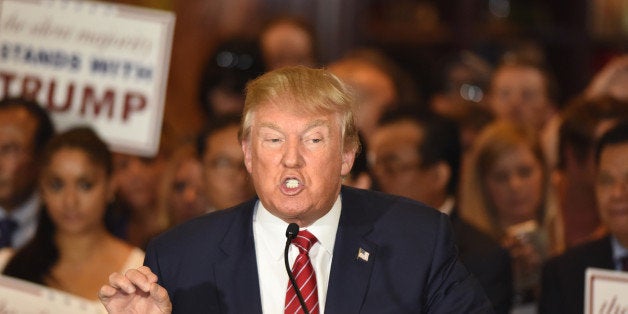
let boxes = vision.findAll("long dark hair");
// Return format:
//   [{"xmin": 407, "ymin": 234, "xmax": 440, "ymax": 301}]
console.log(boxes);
[{"xmin": 2, "ymin": 127, "xmax": 112, "ymax": 284}]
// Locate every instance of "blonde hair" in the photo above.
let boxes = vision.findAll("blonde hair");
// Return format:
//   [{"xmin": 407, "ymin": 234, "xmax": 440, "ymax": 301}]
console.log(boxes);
[
  {"xmin": 239, "ymin": 66, "xmax": 360, "ymax": 154},
  {"xmin": 459, "ymin": 121, "xmax": 563, "ymax": 253}
]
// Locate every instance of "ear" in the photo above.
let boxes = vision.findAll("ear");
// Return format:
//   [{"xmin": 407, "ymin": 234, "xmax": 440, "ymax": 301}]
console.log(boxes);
[
  {"xmin": 431, "ymin": 162, "xmax": 451, "ymax": 193},
  {"xmin": 241, "ymin": 138, "xmax": 253, "ymax": 174},
  {"xmin": 340, "ymin": 148, "xmax": 357, "ymax": 177}
]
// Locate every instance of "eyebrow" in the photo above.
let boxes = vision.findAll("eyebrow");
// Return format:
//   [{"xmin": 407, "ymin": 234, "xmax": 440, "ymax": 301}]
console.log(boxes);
[{"xmin": 258, "ymin": 119, "xmax": 330, "ymax": 134}]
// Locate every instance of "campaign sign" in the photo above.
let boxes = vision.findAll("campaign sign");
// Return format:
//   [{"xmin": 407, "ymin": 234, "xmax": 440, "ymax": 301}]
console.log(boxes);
[
  {"xmin": 585, "ymin": 267, "xmax": 628, "ymax": 314},
  {"xmin": 0, "ymin": 0, "xmax": 175, "ymax": 156},
  {"xmin": 0, "ymin": 274, "xmax": 103, "ymax": 313}
]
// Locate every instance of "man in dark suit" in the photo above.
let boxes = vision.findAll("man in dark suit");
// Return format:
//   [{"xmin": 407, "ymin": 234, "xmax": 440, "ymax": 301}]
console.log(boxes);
[
  {"xmin": 539, "ymin": 120, "xmax": 628, "ymax": 314},
  {"xmin": 0, "ymin": 97, "xmax": 55, "ymax": 249},
  {"xmin": 99, "ymin": 66, "xmax": 492, "ymax": 313},
  {"xmin": 368, "ymin": 109, "xmax": 513, "ymax": 313}
]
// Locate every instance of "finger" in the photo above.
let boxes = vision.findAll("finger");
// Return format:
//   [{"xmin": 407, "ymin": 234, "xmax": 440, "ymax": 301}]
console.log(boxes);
[
  {"xmin": 108, "ymin": 272, "xmax": 137, "ymax": 294},
  {"xmin": 137, "ymin": 265, "xmax": 159, "ymax": 283},
  {"xmin": 98, "ymin": 284, "xmax": 118, "ymax": 300},
  {"xmin": 125, "ymin": 268, "xmax": 152, "ymax": 293},
  {"xmin": 150, "ymin": 282, "xmax": 173, "ymax": 313}
]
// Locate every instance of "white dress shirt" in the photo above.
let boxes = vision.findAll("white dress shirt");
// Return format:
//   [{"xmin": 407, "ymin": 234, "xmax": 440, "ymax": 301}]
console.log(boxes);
[
  {"xmin": 253, "ymin": 196, "xmax": 342, "ymax": 314},
  {"xmin": 0, "ymin": 192, "xmax": 39, "ymax": 249}
]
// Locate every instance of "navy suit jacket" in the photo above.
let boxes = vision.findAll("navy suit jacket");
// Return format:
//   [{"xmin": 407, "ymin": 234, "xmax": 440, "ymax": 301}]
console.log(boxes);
[
  {"xmin": 539, "ymin": 235, "xmax": 614, "ymax": 314},
  {"xmin": 450, "ymin": 211, "xmax": 513, "ymax": 313},
  {"xmin": 144, "ymin": 186, "xmax": 492, "ymax": 313}
]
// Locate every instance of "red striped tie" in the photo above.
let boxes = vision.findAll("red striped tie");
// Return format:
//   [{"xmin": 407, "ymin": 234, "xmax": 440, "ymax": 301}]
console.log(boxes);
[{"xmin": 285, "ymin": 230, "xmax": 319, "ymax": 314}]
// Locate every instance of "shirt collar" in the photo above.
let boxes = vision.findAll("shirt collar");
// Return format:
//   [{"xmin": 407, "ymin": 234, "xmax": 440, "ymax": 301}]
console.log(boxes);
[
  {"xmin": 611, "ymin": 235, "xmax": 628, "ymax": 268},
  {"xmin": 0, "ymin": 192, "xmax": 39, "ymax": 225},
  {"xmin": 438, "ymin": 196, "xmax": 455, "ymax": 216},
  {"xmin": 253, "ymin": 194, "xmax": 342, "ymax": 261}
]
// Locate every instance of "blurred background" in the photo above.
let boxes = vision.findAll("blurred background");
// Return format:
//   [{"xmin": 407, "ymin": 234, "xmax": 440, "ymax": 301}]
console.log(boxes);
[{"xmin": 106, "ymin": 0, "xmax": 628, "ymax": 143}]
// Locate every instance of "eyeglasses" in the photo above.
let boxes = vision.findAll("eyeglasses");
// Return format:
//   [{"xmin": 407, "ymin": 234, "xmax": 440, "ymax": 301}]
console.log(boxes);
[
  {"xmin": 370, "ymin": 155, "xmax": 420, "ymax": 177},
  {"xmin": 206, "ymin": 156, "xmax": 246, "ymax": 175}
]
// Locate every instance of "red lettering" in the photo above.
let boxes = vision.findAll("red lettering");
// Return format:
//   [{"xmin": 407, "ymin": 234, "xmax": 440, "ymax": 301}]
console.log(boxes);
[
  {"xmin": 0, "ymin": 71, "xmax": 16, "ymax": 98},
  {"xmin": 81, "ymin": 86, "xmax": 115, "ymax": 119},
  {"xmin": 47, "ymin": 80, "xmax": 74, "ymax": 112},
  {"xmin": 122, "ymin": 92, "xmax": 146, "ymax": 122},
  {"xmin": 21, "ymin": 75, "xmax": 42, "ymax": 100}
]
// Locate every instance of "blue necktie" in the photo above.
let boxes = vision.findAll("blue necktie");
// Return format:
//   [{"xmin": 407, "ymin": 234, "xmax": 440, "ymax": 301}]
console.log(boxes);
[{"xmin": 0, "ymin": 218, "xmax": 18, "ymax": 248}]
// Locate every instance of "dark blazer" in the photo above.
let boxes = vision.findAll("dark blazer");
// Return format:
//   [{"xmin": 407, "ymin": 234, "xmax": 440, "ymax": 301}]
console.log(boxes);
[
  {"xmin": 538, "ymin": 235, "xmax": 614, "ymax": 314},
  {"xmin": 450, "ymin": 211, "xmax": 513, "ymax": 314},
  {"xmin": 144, "ymin": 186, "xmax": 492, "ymax": 313}
]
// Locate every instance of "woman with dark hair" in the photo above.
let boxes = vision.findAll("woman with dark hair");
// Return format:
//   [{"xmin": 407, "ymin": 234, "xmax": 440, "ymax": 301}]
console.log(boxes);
[{"xmin": 0, "ymin": 127, "xmax": 144, "ymax": 303}]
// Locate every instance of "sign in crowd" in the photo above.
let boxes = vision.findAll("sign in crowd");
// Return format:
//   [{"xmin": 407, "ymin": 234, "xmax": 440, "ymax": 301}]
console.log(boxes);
[{"xmin": 0, "ymin": 0, "xmax": 175, "ymax": 156}]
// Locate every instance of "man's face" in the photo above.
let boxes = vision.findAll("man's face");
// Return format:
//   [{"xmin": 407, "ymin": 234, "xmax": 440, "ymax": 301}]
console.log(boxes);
[
  {"xmin": 261, "ymin": 22, "xmax": 315, "ymax": 70},
  {"xmin": 242, "ymin": 100, "xmax": 355, "ymax": 227},
  {"xmin": 202, "ymin": 124, "xmax": 254, "ymax": 210},
  {"xmin": 329, "ymin": 62, "xmax": 396, "ymax": 144},
  {"xmin": 489, "ymin": 65, "xmax": 553, "ymax": 129},
  {"xmin": 596, "ymin": 142, "xmax": 628, "ymax": 243},
  {"xmin": 0, "ymin": 107, "xmax": 38, "ymax": 210},
  {"xmin": 112, "ymin": 153, "xmax": 163, "ymax": 211},
  {"xmin": 369, "ymin": 121, "xmax": 437, "ymax": 206}
]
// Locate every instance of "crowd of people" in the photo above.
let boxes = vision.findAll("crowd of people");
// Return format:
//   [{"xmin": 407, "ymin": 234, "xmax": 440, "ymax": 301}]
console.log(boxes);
[{"xmin": 0, "ymin": 13, "xmax": 626, "ymax": 314}]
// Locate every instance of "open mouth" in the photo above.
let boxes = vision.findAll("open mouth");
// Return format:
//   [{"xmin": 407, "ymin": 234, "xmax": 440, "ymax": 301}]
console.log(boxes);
[
  {"xmin": 281, "ymin": 177, "xmax": 303, "ymax": 195},
  {"xmin": 285, "ymin": 178, "xmax": 299, "ymax": 189}
]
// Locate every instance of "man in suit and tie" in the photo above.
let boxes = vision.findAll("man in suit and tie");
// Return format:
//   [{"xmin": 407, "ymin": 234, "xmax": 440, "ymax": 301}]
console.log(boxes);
[
  {"xmin": 368, "ymin": 109, "xmax": 513, "ymax": 313},
  {"xmin": 0, "ymin": 97, "xmax": 55, "ymax": 249},
  {"xmin": 539, "ymin": 120, "xmax": 628, "ymax": 314},
  {"xmin": 99, "ymin": 66, "xmax": 492, "ymax": 313}
]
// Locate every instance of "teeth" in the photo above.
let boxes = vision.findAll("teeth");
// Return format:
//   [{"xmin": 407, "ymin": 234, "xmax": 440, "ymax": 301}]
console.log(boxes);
[{"xmin": 285, "ymin": 179, "xmax": 299, "ymax": 189}]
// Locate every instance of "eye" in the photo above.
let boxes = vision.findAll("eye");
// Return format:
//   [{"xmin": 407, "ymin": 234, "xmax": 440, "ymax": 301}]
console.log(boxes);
[
  {"xmin": 77, "ymin": 179, "xmax": 94, "ymax": 191},
  {"xmin": 46, "ymin": 177, "xmax": 64, "ymax": 192},
  {"xmin": 597, "ymin": 173, "xmax": 615, "ymax": 187},
  {"xmin": 517, "ymin": 166, "xmax": 533, "ymax": 178},
  {"xmin": 490, "ymin": 171, "xmax": 509, "ymax": 184},
  {"xmin": 173, "ymin": 181, "xmax": 187, "ymax": 193}
]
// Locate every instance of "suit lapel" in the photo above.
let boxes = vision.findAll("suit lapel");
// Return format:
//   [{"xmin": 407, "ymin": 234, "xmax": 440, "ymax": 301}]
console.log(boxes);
[
  {"xmin": 592, "ymin": 235, "xmax": 615, "ymax": 269},
  {"xmin": 213, "ymin": 200, "xmax": 263, "ymax": 313},
  {"xmin": 326, "ymin": 187, "xmax": 378, "ymax": 314}
]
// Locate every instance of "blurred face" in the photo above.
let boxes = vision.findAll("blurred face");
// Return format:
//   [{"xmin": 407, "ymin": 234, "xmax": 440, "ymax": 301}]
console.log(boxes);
[
  {"xmin": 329, "ymin": 62, "xmax": 396, "ymax": 143},
  {"xmin": 242, "ymin": 100, "xmax": 355, "ymax": 227},
  {"xmin": 484, "ymin": 144, "xmax": 544, "ymax": 227},
  {"xmin": 261, "ymin": 22, "xmax": 315, "ymax": 70},
  {"xmin": 596, "ymin": 143, "xmax": 628, "ymax": 244},
  {"xmin": 369, "ymin": 121, "xmax": 438, "ymax": 206},
  {"xmin": 112, "ymin": 153, "xmax": 163, "ymax": 211},
  {"xmin": 41, "ymin": 148, "xmax": 110, "ymax": 234},
  {"xmin": 0, "ymin": 107, "xmax": 38, "ymax": 211},
  {"xmin": 489, "ymin": 65, "xmax": 553, "ymax": 129},
  {"xmin": 170, "ymin": 157, "xmax": 208, "ymax": 224},
  {"xmin": 203, "ymin": 124, "xmax": 254, "ymax": 210}
]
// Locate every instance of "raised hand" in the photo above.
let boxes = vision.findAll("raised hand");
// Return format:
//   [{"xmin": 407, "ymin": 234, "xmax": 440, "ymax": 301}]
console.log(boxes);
[{"xmin": 98, "ymin": 266, "xmax": 172, "ymax": 314}]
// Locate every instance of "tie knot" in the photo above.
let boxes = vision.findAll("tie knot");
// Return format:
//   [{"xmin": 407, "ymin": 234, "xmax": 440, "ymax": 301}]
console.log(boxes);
[{"xmin": 292, "ymin": 230, "xmax": 317, "ymax": 254}]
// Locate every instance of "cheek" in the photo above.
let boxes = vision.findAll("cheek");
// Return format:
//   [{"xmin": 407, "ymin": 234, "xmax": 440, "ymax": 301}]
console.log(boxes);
[{"xmin": 485, "ymin": 179, "xmax": 504, "ymax": 199}]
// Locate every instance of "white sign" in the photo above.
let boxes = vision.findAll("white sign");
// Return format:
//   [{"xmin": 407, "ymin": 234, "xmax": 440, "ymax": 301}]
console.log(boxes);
[
  {"xmin": 585, "ymin": 267, "xmax": 628, "ymax": 314},
  {"xmin": 0, "ymin": 275, "xmax": 103, "ymax": 313},
  {"xmin": 0, "ymin": 0, "xmax": 175, "ymax": 157}
]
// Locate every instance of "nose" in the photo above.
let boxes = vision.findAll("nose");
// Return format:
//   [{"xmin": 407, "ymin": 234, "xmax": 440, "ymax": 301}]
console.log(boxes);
[
  {"xmin": 507, "ymin": 174, "xmax": 524, "ymax": 189},
  {"xmin": 63, "ymin": 186, "xmax": 79, "ymax": 209},
  {"xmin": 282, "ymin": 138, "xmax": 304, "ymax": 168}
]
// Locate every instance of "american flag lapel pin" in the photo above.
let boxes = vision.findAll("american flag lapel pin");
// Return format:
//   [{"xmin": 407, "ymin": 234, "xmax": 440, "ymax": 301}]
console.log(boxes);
[{"xmin": 357, "ymin": 247, "xmax": 370, "ymax": 262}]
